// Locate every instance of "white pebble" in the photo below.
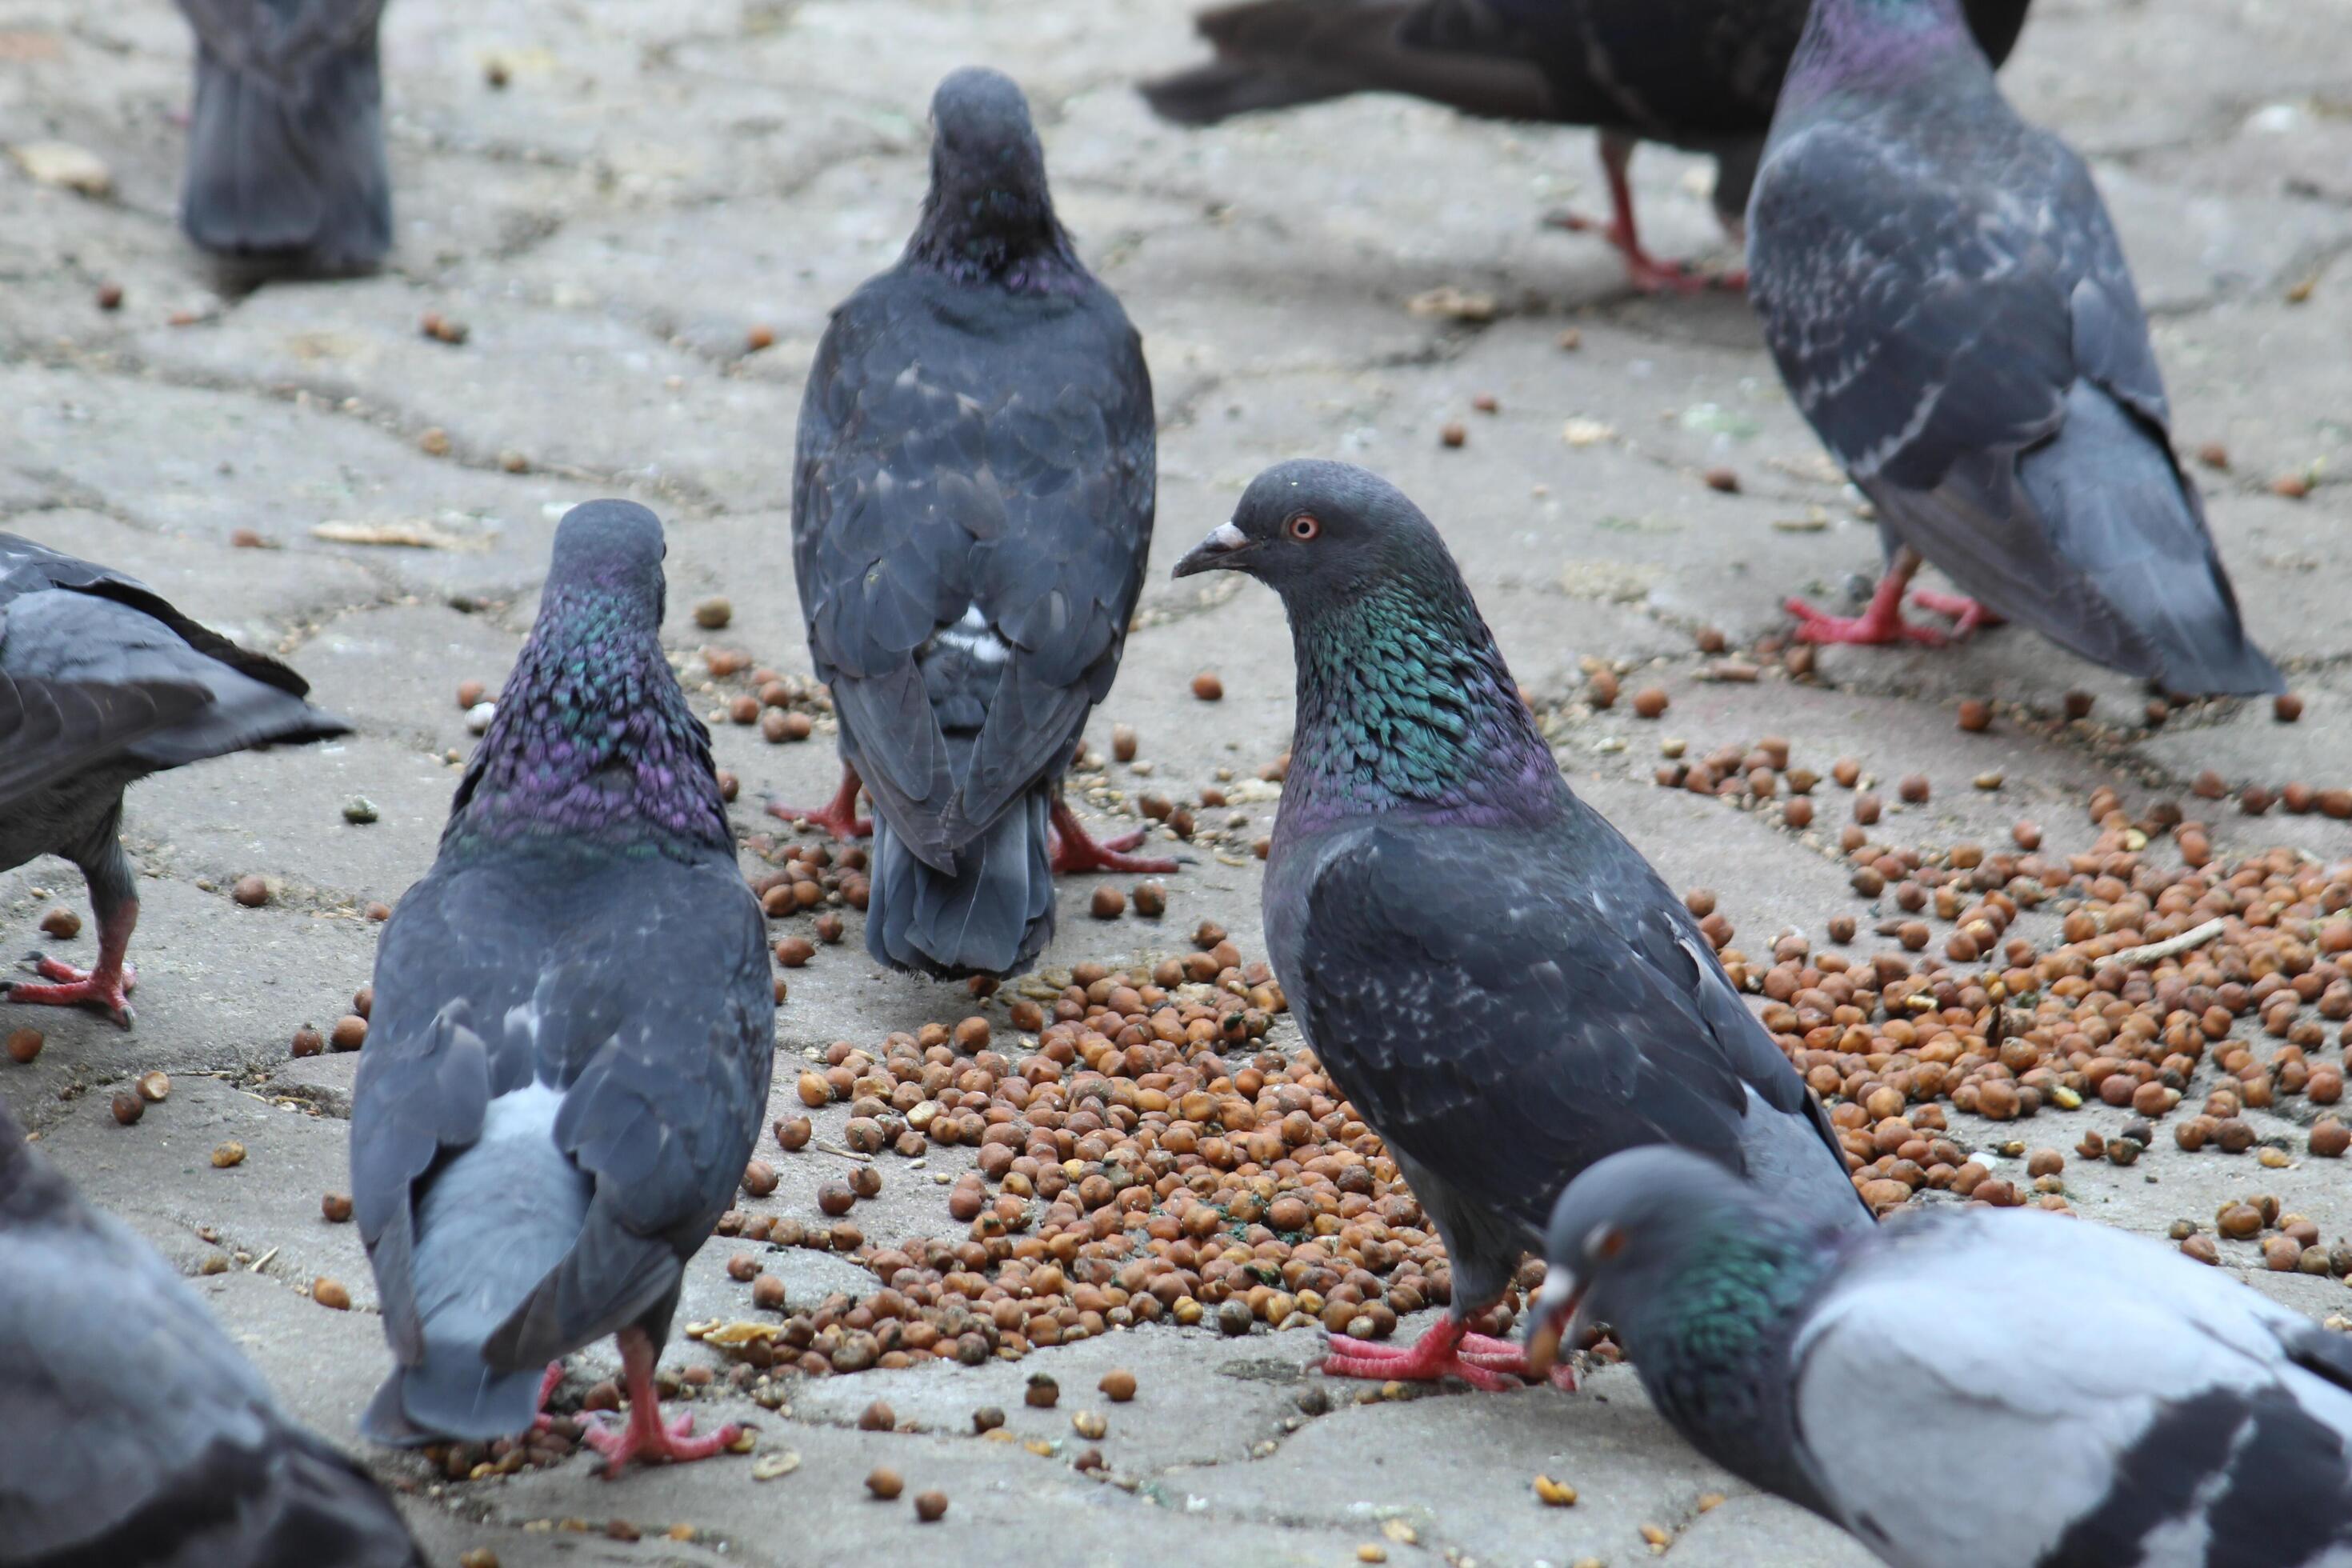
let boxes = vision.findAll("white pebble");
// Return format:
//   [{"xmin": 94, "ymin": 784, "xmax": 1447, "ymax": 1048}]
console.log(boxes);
[{"xmin": 466, "ymin": 701, "xmax": 496, "ymax": 734}]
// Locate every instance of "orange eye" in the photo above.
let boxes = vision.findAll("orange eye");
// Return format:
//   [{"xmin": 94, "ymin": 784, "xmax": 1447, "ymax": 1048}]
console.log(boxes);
[
  {"xmin": 1287, "ymin": 514, "xmax": 1321, "ymax": 542},
  {"xmin": 1587, "ymin": 1225, "xmax": 1628, "ymax": 1262}
]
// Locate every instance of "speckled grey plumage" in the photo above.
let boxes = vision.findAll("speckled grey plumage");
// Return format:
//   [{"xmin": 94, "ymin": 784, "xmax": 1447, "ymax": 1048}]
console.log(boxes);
[
  {"xmin": 1748, "ymin": 0, "xmax": 2279, "ymax": 695},
  {"xmin": 1539, "ymin": 1147, "xmax": 2352, "ymax": 1568},
  {"xmin": 350, "ymin": 502, "xmax": 773, "ymax": 1444},
  {"xmin": 0, "ymin": 1098, "xmax": 422, "ymax": 1567},
  {"xmin": 1141, "ymin": 0, "xmax": 2030, "ymax": 229},
  {"xmin": 795, "ymin": 68, "xmax": 1155, "ymax": 978},
  {"xmin": 1179, "ymin": 462, "xmax": 1866, "ymax": 1325},
  {"xmin": 175, "ymin": 0, "xmax": 392, "ymax": 274}
]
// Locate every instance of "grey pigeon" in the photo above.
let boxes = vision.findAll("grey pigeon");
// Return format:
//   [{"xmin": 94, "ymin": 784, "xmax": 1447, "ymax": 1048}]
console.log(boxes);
[
  {"xmin": 176, "ymin": 0, "xmax": 393, "ymax": 275},
  {"xmin": 1528, "ymin": 1147, "xmax": 2352, "ymax": 1568},
  {"xmin": 0, "ymin": 534, "xmax": 350, "ymax": 1027},
  {"xmin": 1140, "ymin": 0, "xmax": 2030, "ymax": 292},
  {"xmin": 0, "ymin": 1097, "xmax": 422, "ymax": 1567},
  {"xmin": 1748, "ymin": 0, "xmax": 2280, "ymax": 695},
  {"xmin": 351, "ymin": 502, "xmax": 773, "ymax": 1475},
  {"xmin": 772, "ymin": 66, "xmax": 1167, "ymax": 979},
  {"xmin": 1173, "ymin": 461, "xmax": 1866, "ymax": 1390}
]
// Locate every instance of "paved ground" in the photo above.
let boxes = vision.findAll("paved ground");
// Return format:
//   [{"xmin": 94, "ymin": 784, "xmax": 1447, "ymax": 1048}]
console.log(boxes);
[{"xmin": 5, "ymin": 0, "xmax": 2352, "ymax": 1563}]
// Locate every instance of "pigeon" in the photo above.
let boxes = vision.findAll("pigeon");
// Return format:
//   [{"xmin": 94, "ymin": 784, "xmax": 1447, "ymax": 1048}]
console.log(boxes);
[
  {"xmin": 1140, "ymin": 0, "xmax": 2031, "ymax": 292},
  {"xmin": 0, "ymin": 534, "xmax": 350, "ymax": 1027},
  {"xmin": 175, "ymin": 0, "xmax": 393, "ymax": 275},
  {"xmin": 1748, "ymin": 0, "xmax": 2281, "ymax": 695},
  {"xmin": 1526, "ymin": 1147, "xmax": 2352, "ymax": 1568},
  {"xmin": 350, "ymin": 502, "xmax": 774, "ymax": 1476},
  {"xmin": 772, "ymin": 66, "xmax": 1168, "ymax": 980},
  {"xmin": 0, "ymin": 1097, "xmax": 424, "ymax": 1566},
  {"xmin": 1173, "ymin": 460, "xmax": 1867, "ymax": 1390}
]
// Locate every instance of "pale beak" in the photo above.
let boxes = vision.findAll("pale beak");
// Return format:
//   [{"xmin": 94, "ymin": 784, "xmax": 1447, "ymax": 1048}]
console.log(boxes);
[
  {"xmin": 1173, "ymin": 521, "xmax": 1253, "ymax": 578},
  {"xmin": 1524, "ymin": 1271, "xmax": 1585, "ymax": 1378}
]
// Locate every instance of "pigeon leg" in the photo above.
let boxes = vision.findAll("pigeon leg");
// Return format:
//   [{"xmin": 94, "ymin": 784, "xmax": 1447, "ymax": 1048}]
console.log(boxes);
[
  {"xmin": 1908, "ymin": 589, "xmax": 2004, "ymax": 634},
  {"xmin": 1049, "ymin": 798, "xmax": 1178, "ymax": 875},
  {"xmin": 765, "ymin": 764, "xmax": 872, "ymax": 841},
  {"xmin": 1322, "ymin": 1317, "xmax": 1538, "ymax": 1394},
  {"xmin": 528, "ymin": 1361, "xmax": 567, "ymax": 1434},
  {"xmin": 579, "ymin": 1328, "xmax": 740, "ymax": 1478},
  {"xmin": 6, "ymin": 896, "xmax": 138, "ymax": 1029},
  {"xmin": 1546, "ymin": 133, "xmax": 1733, "ymax": 295},
  {"xmin": 1785, "ymin": 550, "xmax": 1947, "ymax": 646}
]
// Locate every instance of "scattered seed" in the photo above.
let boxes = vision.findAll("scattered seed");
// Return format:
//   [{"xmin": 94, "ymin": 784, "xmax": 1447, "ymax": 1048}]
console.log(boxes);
[
  {"xmin": 111, "ymin": 1091, "xmax": 143, "ymax": 1126},
  {"xmin": 2275, "ymin": 694, "xmax": 2304, "ymax": 723},
  {"xmin": 232, "ymin": 875, "xmax": 270, "ymax": 908},
  {"xmin": 211, "ymin": 1142, "xmax": 246, "ymax": 1168},
  {"xmin": 331, "ymin": 1015, "xmax": 368, "ymax": 1051},
  {"xmin": 1072, "ymin": 1410, "xmax": 1107, "ymax": 1439},
  {"xmin": 1534, "ymin": 1475, "xmax": 1578, "ymax": 1506},
  {"xmin": 313, "ymin": 1277, "xmax": 351, "ymax": 1310},
  {"xmin": 1090, "ymin": 886, "xmax": 1126, "ymax": 920},
  {"xmin": 914, "ymin": 1491, "xmax": 948, "ymax": 1523},
  {"xmin": 1026, "ymin": 1374, "xmax": 1059, "ymax": 1409},
  {"xmin": 1439, "ymin": 422, "xmax": 1467, "ymax": 448},
  {"xmin": 1957, "ymin": 699, "xmax": 1991, "ymax": 733},
  {"xmin": 1702, "ymin": 466, "xmax": 1739, "ymax": 493},
  {"xmin": 743, "ymin": 1160, "xmax": 778, "ymax": 1198},
  {"xmin": 1190, "ymin": 671, "xmax": 1224, "ymax": 702},
  {"xmin": 1632, "ymin": 687, "xmax": 1669, "ymax": 719}
]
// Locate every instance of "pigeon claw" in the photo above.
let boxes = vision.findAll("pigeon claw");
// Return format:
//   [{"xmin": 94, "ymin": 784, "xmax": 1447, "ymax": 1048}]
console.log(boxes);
[
  {"xmin": 1784, "ymin": 595, "xmax": 1948, "ymax": 648},
  {"xmin": 765, "ymin": 764, "xmax": 872, "ymax": 842},
  {"xmin": 6, "ymin": 957, "xmax": 137, "ymax": 1029},
  {"xmin": 1909, "ymin": 589, "xmax": 2002, "ymax": 635},
  {"xmin": 1322, "ymin": 1318, "xmax": 1535, "ymax": 1394},
  {"xmin": 581, "ymin": 1408, "xmax": 739, "ymax": 1478},
  {"xmin": 1049, "ymin": 799, "xmax": 1178, "ymax": 875}
]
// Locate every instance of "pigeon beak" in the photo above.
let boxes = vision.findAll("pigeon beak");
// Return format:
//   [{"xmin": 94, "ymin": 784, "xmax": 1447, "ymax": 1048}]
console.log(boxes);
[
  {"xmin": 1173, "ymin": 521, "xmax": 1254, "ymax": 579},
  {"xmin": 1523, "ymin": 1271, "xmax": 1586, "ymax": 1378}
]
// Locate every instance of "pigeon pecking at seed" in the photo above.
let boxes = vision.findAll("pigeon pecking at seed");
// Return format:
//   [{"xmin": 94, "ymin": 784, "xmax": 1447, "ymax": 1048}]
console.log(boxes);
[
  {"xmin": 0, "ymin": 534, "xmax": 350, "ymax": 1027},
  {"xmin": 351, "ymin": 502, "xmax": 774, "ymax": 1475},
  {"xmin": 174, "ymin": 0, "xmax": 394, "ymax": 275},
  {"xmin": 1174, "ymin": 461, "xmax": 1868, "ymax": 1390},
  {"xmin": 0, "ymin": 1097, "xmax": 424, "ymax": 1566},
  {"xmin": 773, "ymin": 66, "xmax": 1167, "ymax": 979},
  {"xmin": 1527, "ymin": 1146, "xmax": 2352, "ymax": 1568},
  {"xmin": 1748, "ymin": 0, "xmax": 2282, "ymax": 695},
  {"xmin": 1139, "ymin": 0, "xmax": 2030, "ymax": 293}
]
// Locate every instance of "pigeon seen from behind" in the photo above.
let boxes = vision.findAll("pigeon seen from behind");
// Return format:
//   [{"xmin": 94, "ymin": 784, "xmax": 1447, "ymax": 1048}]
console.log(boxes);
[
  {"xmin": 0, "ymin": 534, "xmax": 350, "ymax": 1027},
  {"xmin": 1526, "ymin": 1146, "xmax": 2352, "ymax": 1568},
  {"xmin": 774, "ymin": 66, "xmax": 1168, "ymax": 979},
  {"xmin": 1140, "ymin": 0, "xmax": 2031, "ymax": 292},
  {"xmin": 351, "ymin": 502, "xmax": 774, "ymax": 1475},
  {"xmin": 1173, "ymin": 461, "xmax": 1867, "ymax": 1389},
  {"xmin": 0, "ymin": 1097, "xmax": 423, "ymax": 1567},
  {"xmin": 175, "ymin": 0, "xmax": 394, "ymax": 275},
  {"xmin": 1747, "ymin": 0, "xmax": 2281, "ymax": 695}
]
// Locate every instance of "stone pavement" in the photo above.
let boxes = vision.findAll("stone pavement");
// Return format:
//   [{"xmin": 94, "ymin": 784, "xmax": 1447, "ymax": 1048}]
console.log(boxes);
[{"xmin": 4, "ymin": 0, "xmax": 2352, "ymax": 1563}]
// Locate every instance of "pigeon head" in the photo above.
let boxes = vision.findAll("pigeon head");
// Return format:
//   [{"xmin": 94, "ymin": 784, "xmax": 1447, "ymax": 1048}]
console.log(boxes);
[
  {"xmin": 1178, "ymin": 461, "xmax": 1560, "ymax": 826},
  {"xmin": 447, "ymin": 501, "xmax": 727, "ymax": 858},
  {"xmin": 1525, "ymin": 1148, "xmax": 1794, "ymax": 1377},
  {"xmin": 1786, "ymin": 0, "xmax": 1977, "ymax": 103},
  {"xmin": 910, "ymin": 68, "xmax": 1077, "ymax": 289}
]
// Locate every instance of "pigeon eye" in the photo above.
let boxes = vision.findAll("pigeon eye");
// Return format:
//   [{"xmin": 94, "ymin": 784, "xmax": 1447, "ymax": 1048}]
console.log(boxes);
[
  {"xmin": 1586, "ymin": 1225, "xmax": 1628, "ymax": 1262},
  {"xmin": 1286, "ymin": 514, "xmax": 1321, "ymax": 542}
]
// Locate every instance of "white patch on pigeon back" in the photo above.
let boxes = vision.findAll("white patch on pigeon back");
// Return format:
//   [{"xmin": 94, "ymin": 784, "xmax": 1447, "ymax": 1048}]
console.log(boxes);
[
  {"xmin": 930, "ymin": 604, "xmax": 1010, "ymax": 665},
  {"xmin": 479, "ymin": 1079, "xmax": 564, "ymax": 1148}
]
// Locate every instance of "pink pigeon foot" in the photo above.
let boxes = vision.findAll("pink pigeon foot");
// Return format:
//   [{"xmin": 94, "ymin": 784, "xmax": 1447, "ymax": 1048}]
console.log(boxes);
[
  {"xmin": 1322, "ymin": 1318, "xmax": 1570, "ymax": 1394},
  {"xmin": 766, "ymin": 764, "xmax": 872, "ymax": 841},
  {"xmin": 1910, "ymin": 589, "xmax": 2002, "ymax": 634},
  {"xmin": 580, "ymin": 1330, "xmax": 740, "ymax": 1478},
  {"xmin": 1049, "ymin": 798, "xmax": 1177, "ymax": 874}
]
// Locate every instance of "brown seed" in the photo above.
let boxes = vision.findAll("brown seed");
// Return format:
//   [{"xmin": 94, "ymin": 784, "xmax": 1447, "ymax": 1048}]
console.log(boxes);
[
  {"xmin": 2181, "ymin": 1234, "xmax": 2221, "ymax": 1266},
  {"xmin": 2266, "ymin": 1236, "xmax": 2303, "ymax": 1272},
  {"xmin": 322, "ymin": 1191, "xmax": 354, "ymax": 1222},
  {"xmin": 776, "ymin": 1116, "xmax": 813, "ymax": 1151},
  {"xmin": 1471, "ymin": 392, "xmax": 1500, "ymax": 414},
  {"xmin": 1133, "ymin": 880, "xmax": 1166, "ymax": 918},
  {"xmin": 290, "ymin": 1026, "xmax": 322, "ymax": 1058},
  {"xmin": 1898, "ymin": 774, "xmax": 1929, "ymax": 804},
  {"xmin": 1956, "ymin": 699, "xmax": 1991, "ymax": 733},
  {"xmin": 849, "ymin": 1164, "xmax": 882, "ymax": 1199},
  {"xmin": 134, "ymin": 1070, "xmax": 169, "ymax": 1103},
  {"xmin": 1586, "ymin": 670, "xmax": 1618, "ymax": 709},
  {"xmin": 110, "ymin": 1090, "xmax": 143, "ymax": 1126},
  {"xmin": 729, "ymin": 694, "xmax": 760, "ymax": 725},
  {"xmin": 858, "ymin": 1401, "xmax": 896, "ymax": 1432},
  {"xmin": 2011, "ymin": 820, "xmax": 2042, "ymax": 850},
  {"xmin": 330, "ymin": 1015, "xmax": 368, "ymax": 1052},
  {"xmin": 2196, "ymin": 442, "xmax": 2230, "ymax": 470},
  {"xmin": 1090, "ymin": 886, "xmax": 1126, "ymax": 920},
  {"xmin": 1831, "ymin": 757, "xmax": 1861, "ymax": 788},
  {"xmin": 7, "ymin": 1027, "xmax": 45, "ymax": 1064},
  {"xmin": 914, "ymin": 1491, "xmax": 948, "ymax": 1523},
  {"xmin": 692, "ymin": 596, "xmax": 733, "ymax": 630},
  {"xmin": 1702, "ymin": 466, "xmax": 1739, "ymax": 493},
  {"xmin": 38, "ymin": 907, "xmax": 81, "ymax": 940},
  {"xmin": 1190, "ymin": 671, "xmax": 1224, "ymax": 702},
  {"xmin": 232, "ymin": 875, "xmax": 270, "ymax": 907},
  {"xmin": 1111, "ymin": 724, "xmax": 1138, "ymax": 762},
  {"xmin": 776, "ymin": 937, "xmax": 815, "ymax": 967},
  {"xmin": 1826, "ymin": 914, "xmax": 1856, "ymax": 943},
  {"xmin": 95, "ymin": 282, "xmax": 124, "ymax": 310},
  {"xmin": 2274, "ymin": 693, "xmax": 2304, "ymax": 723},
  {"xmin": 1853, "ymin": 793, "xmax": 1882, "ymax": 826},
  {"xmin": 746, "ymin": 324, "xmax": 776, "ymax": 353},
  {"xmin": 313, "ymin": 1277, "xmax": 351, "ymax": 1310},
  {"xmin": 418, "ymin": 427, "xmax": 452, "ymax": 457},
  {"xmin": 1632, "ymin": 687, "xmax": 1669, "ymax": 719},
  {"xmin": 866, "ymin": 1466, "xmax": 904, "ymax": 1500},
  {"xmin": 1783, "ymin": 798, "xmax": 1814, "ymax": 830},
  {"xmin": 2311, "ymin": 1121, "xmax": 2350, "ymax": 1158},
  {"xmin": 2272, "ymin": 473, "xmax": 2312, "ymax": 499},
  {"xmin": 742, "ymin": 1160, "xmax": 778, "ymax": 1198},
  {"xmin": 2219, "ymin": 1203, "xmax": 2264, "ymax": 1240},
  {"xmin": 456, "ymin": 678, "xmax": 487, "ymax": 710},
  {"xmin": 353, "ymin": 985, "xmax": 373, "ymax": 1018},
  {"xmin": 1098, "ymin": 1369, "xmax": 1138, "ymax": 1402},
  {"xmin": 973, "ymin": 1406, "xmax": 1006, "ymax": 1433},
  {"xmin": 752, "ymin": 1274, "xmax": 786, "ymax": 1310},
  {"xmin": 1026, "ymin": 1374, "xmax": 1059, "ymax": 1409},
  {"xmin": 211, "ymin": 1141, "xmax": 246, "ymax": 1169},
  {"xmin": 818, "ymin": 1180, "xmax": 854, "ymax": 1216},
  {"xmin": 814, "ymin": 913, "xmax": 845, "ymax": 943}
]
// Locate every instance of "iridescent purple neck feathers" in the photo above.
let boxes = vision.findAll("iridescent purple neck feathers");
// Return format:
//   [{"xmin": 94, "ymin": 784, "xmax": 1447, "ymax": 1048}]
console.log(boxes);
[
  {"xmin": 1783, "ymin": 0, "xmax": 1975, "ymax": 110},
  {"xmin": 446, "ymin": 581, "xmax": 728, "ymax": 861}
]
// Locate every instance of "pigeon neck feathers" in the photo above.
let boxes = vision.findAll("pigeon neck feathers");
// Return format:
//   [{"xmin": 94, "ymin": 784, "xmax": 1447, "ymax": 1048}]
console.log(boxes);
[
  {"xmin": 1282, "ymin": 569, "xmax": 1560, "ymax": 833},
  {"xmin": 906, "ymin": 182, "xmax": 1084, "ymax": 294},
  {"xmin": 446, "ymin": 579, "xmax": 728, "ymax": 860},
  {"xmin": 1783, "ymin": 0, "xmax": 1978, "ymax": 110}
]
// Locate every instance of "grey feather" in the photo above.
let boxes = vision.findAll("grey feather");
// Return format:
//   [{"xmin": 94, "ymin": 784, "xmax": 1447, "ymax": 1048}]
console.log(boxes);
[{"xmin": 0, "ymin": 1098, "xmax": 422, "ymax": 1566}]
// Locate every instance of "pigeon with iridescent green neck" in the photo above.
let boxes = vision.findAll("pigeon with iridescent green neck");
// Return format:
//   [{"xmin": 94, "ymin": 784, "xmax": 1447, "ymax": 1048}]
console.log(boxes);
[
  {"xmin": 1174, "ymin": 460, "xmax": 1866, "ymax": 1391},
  {"xmin": 1528, "ymin": 1146, "xmax": 2352, "ymax": 1568},
  {"xmin": 352, "ymin": 501, "xmax": 773, "ymax": 1476}
]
